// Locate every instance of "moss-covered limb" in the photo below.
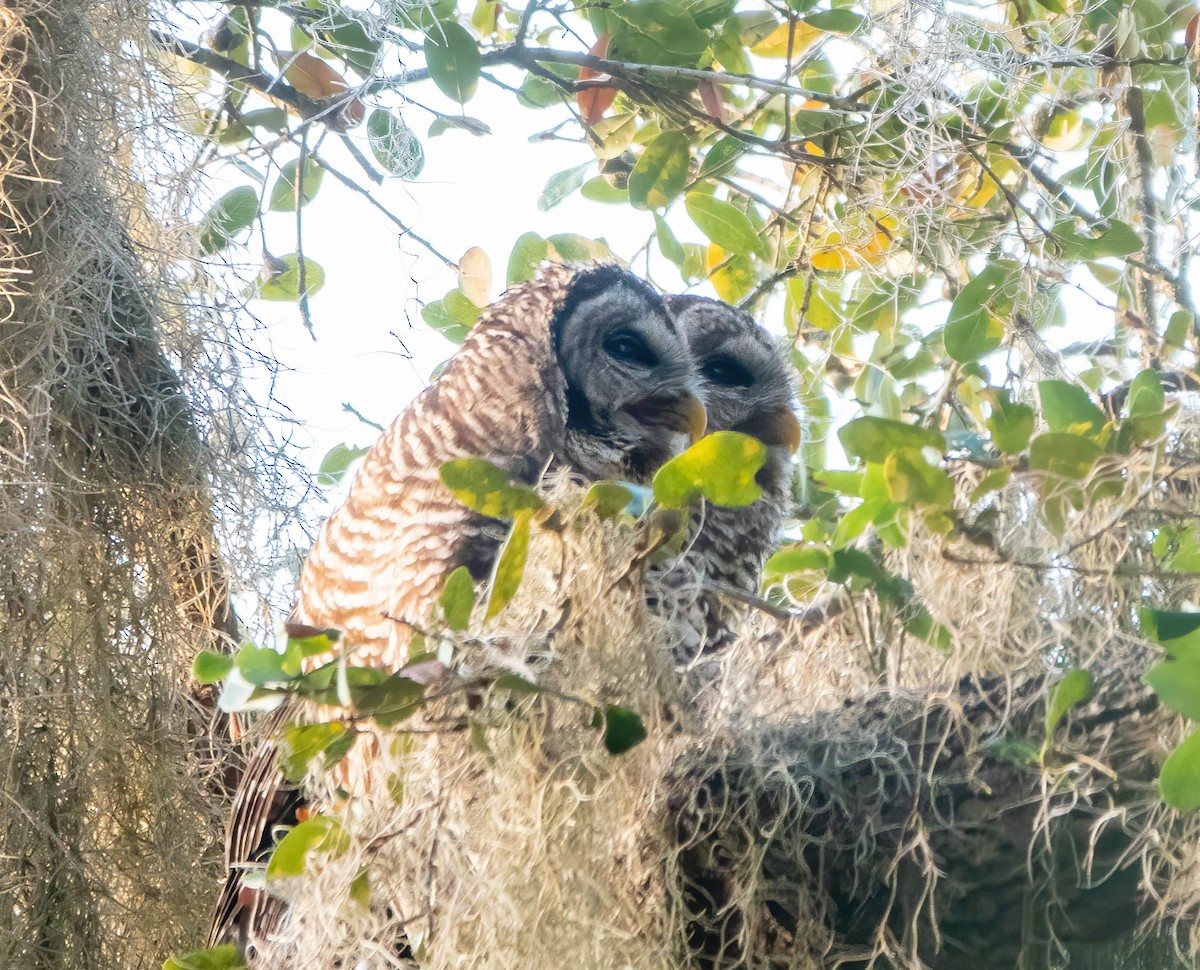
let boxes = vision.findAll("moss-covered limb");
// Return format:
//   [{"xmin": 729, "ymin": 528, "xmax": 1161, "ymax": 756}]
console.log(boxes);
[
  {"xmin": 0, "ymin": 2, "xmax": 249, "ymax": 964},
  {"xmin": 670, "ymin": 664, "xmax": 1183, "ymax": 969}
]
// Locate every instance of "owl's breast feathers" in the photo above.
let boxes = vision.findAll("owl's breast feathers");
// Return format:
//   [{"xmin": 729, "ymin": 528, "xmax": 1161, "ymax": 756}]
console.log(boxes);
[{"xmin": 291, "ymin": 266, "xmax": 577, "ymax": 671}]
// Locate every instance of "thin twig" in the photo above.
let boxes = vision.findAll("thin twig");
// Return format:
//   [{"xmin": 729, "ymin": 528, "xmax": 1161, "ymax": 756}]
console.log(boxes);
[
  {"xmin": 294, "ymin": 135, "xmax": 315, "ymax": 339},
  {"xmin": 308, "ymin": 151, "xmax": 458, "ymax": 268}
]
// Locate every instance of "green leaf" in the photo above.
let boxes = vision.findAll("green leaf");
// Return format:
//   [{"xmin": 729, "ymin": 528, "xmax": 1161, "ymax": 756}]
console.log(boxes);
[
  {"xmin": 268, "ymin": 157, "xmax": 324, "ymax": 211},
  {"xmin": 319, "ymin": 10, "xmax": 382, "ymax": 76},
  {"xmin": 580, "ymin": 176, "xmax": 627, "ymax": 204},
  {"xmin": 296, "ymin": 664, "xmax": 389, "ymax": 706},
  {"xmin": 353, "ymin": 675, "xmax": 426, "ymax": 726},
  {"xmin": 163, "ymin": 944, "xmax": 246, "ymax": 970},
  {"xmin": 652, "ymin": 431, "xmax": 768, "ymax": 508},
  {"xmin": 1124, "ymin": 368, "xmax": 1170, "ymax": 443},
  {"xmin": 802, "ymin": 9, "xmax": 863, "ymax": 32},
  {"xmin": 266, "ymin": 816, "xmax": 350, "ymax": 880},
  {"xmin": 421, "ymin": 288, "xmax": 481, "ymax": 344},
  {"xmin": 883, "ymin": 448, "xmax": 953, "ymax": 507},
  {"xmin": 762, "ymin": 543, "xmax": 833, "ymax": 581},
  {"xmin": 238, "ymin": 108, "xmax": 290, "ymax": 133},
  {"xmin": 654, "ymin": 213, "xmax": 685, "ymax": 267},
  {"xmin": 1141, "ymin": 608, "xmax": 1200, "ymax": 647},
  {"xmin": 1127, "ymin": 369, "xmax": 1165, "ymax": 417},
  {"xmin": 538, "ymin": 162, "xmax": 591, "ymax": 211},
  {"xmin": 440, "ymin": 565, "xmax": 474, "ymax": 630},
  {"xmin": 440, "ymin": 458, "xmax": 544, "ymax": 517},
  {"xmin": 547, "ymin": 233, "xmax": 612, "ymax": 262},
  {"xmin": 698, "ymin": 134, "xmax": 746, "ymax": 177},
  {"xmin": 349, "ymin": 868, "xmax": 371, "ymax": 908},
  {"xmin": 507, "ymin": 232, "xmax": 548, "ymax": 285},
  {"xmin": 838, "ymin": 417, "xmax": 944, "ymax": 464},
  {"xmin": 1145, "ymin": 655, "xmax": 1200, "ymax": 721},
  {"xmin": 987, "ymin": 402, "xmax": 1035, "ymax": 454},
  {"xmin": 198, "ymin": 186, "xmax": 258, "ymax": 255},
  {"xmin": 685, "ymin": 193, "xmax": 765, "ymax": 258},
  {"xmin": 423, "ymin": 23, "xmax": 481, "ymax": 102},
  {"xmin": 1028, "ymin": 432, "xmax": 1102, "ymax": 480},
  {"xmin": 628, "ymin": 130, "xmax": 691, "ymax": 210},
  {"xmin": 317, "ymin": 443, "xmax": 367, "ymax": 487},
  {"xmin": 594, "ymin": 704, "xmax": 647, "ymax": 754},
  {"xmin": 1159, "ymin": 727, "xmax": 1200, "ymax": 810},
  {"xmin": 582, "ymin": 481, "xmax": 635, "ymax": 518},
  {"xmin": 236, "ymin": 644, "xmax": 287, "ymax": 685},
  {"xmin": 903, "ymin": 606, "xmax": 952, "ymax": 652},
  {"xmin": 1044, "ymin": 669, "xmax": 1094, "ymax": 741},
  {"xmin": 518, "ymin": 72, "xmax": 562, "ymax": 108},
  {"xmin": 281, "ymin": 629, "xmax": 341, "ymax": 678},
  {"xmin": 1164, "ymin": 310, "xmax": 1191, "ymax": 349},
  {"xmin": 367, "ymin": 109, "xmax": 425, "ymax": 178},
  {"xmin": 394, "ymin": 0, "xmax": 457, "ymax": 31},
  {"xmin": 257, "ymin": 254, "xmax": 325, "ymax": 302},
  {"xmin": 944, "ymin": 263, "xmax": 1018, "ymax": 362},
  {"xmin": 944, "ymin": 303, "xmax": 1004, "ymax": 363},
  {"xmin": 485, "ymin": 508, "xmax": 533, "ymax": 620},
  {"xmin": 608, "ymin": 0, "xmax": 709, "ymax": 68},
  {"xmin": 493, "ymin": 673, "xmax": 545, "ymax": 695},
  {"xmin": 280, "ymin": 722, "xmax": 355, "ymax": 782},
  {"xmin": 827, "ymin": 547, "xmax": 881, "ymax": 584},
  {"xmin": 1154, "ymin": 526, "xmax": 1200, "ymax": 573},
  {"xmin": 1051, "ymin": 220, "xmax": 1142, "ymax": 261},
  {"xmin": 193, "ymin": 650, "xmax": 233, "ymax": 685},
  {"xmin": 1038, "ymin": 380, "xmax": 1106, "ymax": 435}
]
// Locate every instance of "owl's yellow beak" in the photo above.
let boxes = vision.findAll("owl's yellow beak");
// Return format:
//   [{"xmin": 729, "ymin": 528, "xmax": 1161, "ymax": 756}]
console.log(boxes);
[
  {"xmin": 740, "ymin": 406, "xmax": 802, "ymax": 452},
  {"xmin": 668, "ymin": 392, "xmax": 708, "ymax": 443}
]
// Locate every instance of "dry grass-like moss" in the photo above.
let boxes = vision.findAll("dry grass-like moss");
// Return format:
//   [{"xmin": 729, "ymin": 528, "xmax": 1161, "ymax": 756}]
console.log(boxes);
[{"xmin": 247, "ymin": 450, "xmax": 1200, "ymax": 969}]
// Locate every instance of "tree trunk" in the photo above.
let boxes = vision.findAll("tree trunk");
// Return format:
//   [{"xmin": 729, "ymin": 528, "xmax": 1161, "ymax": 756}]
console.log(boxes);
[{"xmin": 0, "ymin": 3, "xmax": 240, "ymax": 965}]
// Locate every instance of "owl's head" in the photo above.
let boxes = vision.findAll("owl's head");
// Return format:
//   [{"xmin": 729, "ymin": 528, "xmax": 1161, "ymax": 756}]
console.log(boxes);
[
  {"xmin": 554, "ymin": 265, "xmax": 706, "ymax": 482},
  {"xmin": 667, "ymin": 295, "xmax": 800, "ymax": 494}
]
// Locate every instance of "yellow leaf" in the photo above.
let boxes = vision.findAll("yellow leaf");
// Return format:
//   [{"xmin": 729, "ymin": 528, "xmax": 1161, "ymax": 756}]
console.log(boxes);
[
  {"xmin": 1041, "ymin": 109, "xmax": 1087, "ymax": 152},
  {"xmin": 957, "ymin": 170, "xmax": 999, "ymax": 209},
  {"xmin": 810, "ymin": 245, "xmax": 859, "ymax": 271},
  {"xmin": 706, "ymin": 244, "xmax": 756, "ymax": 302},
  {"xmin": 457, "ymin": 246, "xmax": 491, "ymax": 306},
  {"xmin": 485, "ymin": 509, "xmax": 532, "ymax": 620},
  {"xmin": 750, "ymin": 21, "xmax": 820, "ymax": 58}
]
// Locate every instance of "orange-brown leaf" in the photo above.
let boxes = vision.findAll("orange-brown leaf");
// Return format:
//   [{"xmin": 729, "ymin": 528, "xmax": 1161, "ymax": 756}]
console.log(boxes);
[
  {"xmin": 577, "ymin": 35, "xmax": 616, "ymax": 125},
  {"xmin": 279, "ymin": 49, "xmax": 350, "ymax": 100},
  {"xmin": 698, "ymin": 79, "xmax": 725, "ymax": 122}
]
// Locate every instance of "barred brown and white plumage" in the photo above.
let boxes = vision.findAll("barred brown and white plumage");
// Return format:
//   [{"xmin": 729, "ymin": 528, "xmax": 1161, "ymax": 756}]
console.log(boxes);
[
  {"xmin": 210, "ymin": 263, "xmax": 706, "ymax": 955},
  {"xmin": 658, "ymin": 295, "xmax": 800, "ymax": 661}
]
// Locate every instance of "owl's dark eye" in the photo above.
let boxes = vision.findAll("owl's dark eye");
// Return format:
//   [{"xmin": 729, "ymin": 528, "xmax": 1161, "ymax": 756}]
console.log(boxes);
[
  {"xmin": 702, "ymin": 355, "xmax": 754, "ymax": 387},
  {"xmin": 603, "ymin": 330, "xmax": 659, "ymax": 368}
]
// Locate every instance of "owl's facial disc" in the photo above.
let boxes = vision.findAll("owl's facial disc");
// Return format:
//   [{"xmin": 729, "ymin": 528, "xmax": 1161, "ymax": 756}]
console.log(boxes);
[
  {"xmin": 668, "ymin": 295, "xmax": 800, "ymax": 449},
  {"xmin": 554, "ymin": 266, "xmax": 704, "ymax": 482}
]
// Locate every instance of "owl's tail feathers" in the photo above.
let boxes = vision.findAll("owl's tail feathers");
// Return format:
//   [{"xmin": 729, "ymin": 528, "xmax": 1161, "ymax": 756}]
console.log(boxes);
[{"xmin": 207, "ymin": 703, "xmax": 304, "ymax": 955}]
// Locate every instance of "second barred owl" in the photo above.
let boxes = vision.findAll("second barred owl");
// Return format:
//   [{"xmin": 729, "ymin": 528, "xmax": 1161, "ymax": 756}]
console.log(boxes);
[
  {"xmin": 211, "ymin": 263, "xmax": 706, "ymax": 953},
  {"xmin": 660, "ymin": 295, "xmax": 800, "ymax": 660}
]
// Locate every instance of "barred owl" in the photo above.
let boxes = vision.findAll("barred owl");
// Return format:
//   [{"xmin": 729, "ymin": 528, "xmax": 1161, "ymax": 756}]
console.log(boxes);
[
  {"xmin": 210, "ymin": 263, "xmax": 706, "ymax": 953},
  {"xmin": 290, "ymin": 261, "xmax": 705, "ymax": 668},
  {"xmin": 660, "ymin": 295, "xmax": 800, "ymax": 661}
]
